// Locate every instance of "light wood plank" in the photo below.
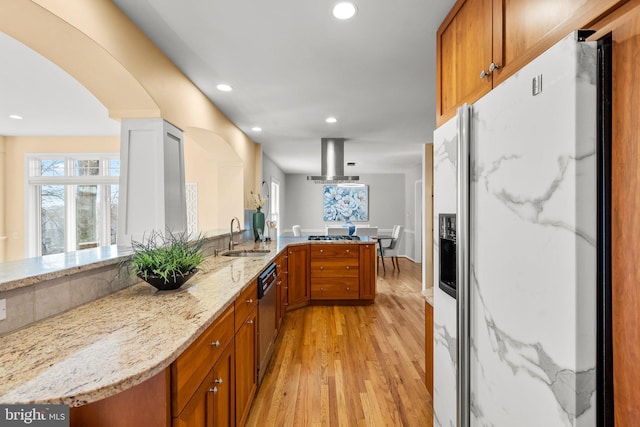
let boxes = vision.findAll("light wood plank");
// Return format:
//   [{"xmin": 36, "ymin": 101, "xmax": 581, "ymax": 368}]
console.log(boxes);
[{"xmin": 246, "ymin": 259, "xmax": 432, "ymax": 426}]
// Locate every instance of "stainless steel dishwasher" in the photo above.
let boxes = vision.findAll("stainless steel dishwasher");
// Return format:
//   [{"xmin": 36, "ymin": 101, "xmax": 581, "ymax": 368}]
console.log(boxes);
[{"xmin": 257, "ymin": 262, "xmax": 277, "ymax": 385}]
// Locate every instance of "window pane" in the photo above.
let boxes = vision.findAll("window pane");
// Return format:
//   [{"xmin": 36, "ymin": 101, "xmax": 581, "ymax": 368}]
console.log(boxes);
[
  {"xmin": 40, "ymin": 160, "xmax": 64, "ymax": 177},
  {"xmin": 109, "ymin": 159, "xmax": 120, "ymax": 177},
  {"xmin": 41, "ymin": 185, "xmax": 65, "ymax": 255},
  {"xmin": 110, "ymin": 185, "xmax": 119, "ymax": 245},
  {"xmin": 75, "ymin": 160, "xmax": 100, "ymax": 176},
  {"xmin": 76, "ymin": 185, "xmax": 99, "ymax": 250}
]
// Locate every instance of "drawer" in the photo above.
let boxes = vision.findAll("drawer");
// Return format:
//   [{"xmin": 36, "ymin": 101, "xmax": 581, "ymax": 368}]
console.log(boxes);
[
  {"xmin": 311, "ymin": 278, "xmax": 359, "ymax": 299},
  {"xmin": 311, "ymin": 244, "xmax": 359, "ymax": 258},
  {"xmin": 171, "ymin": 303, "xmax": 235, "ymax": 416},
  {"xmin": 235, "ymin": 280, "xmax": 257, "ymax": 331},
  {"xmin": 311, "ymin": 258, "xmax": 359, "ymax": 277}
]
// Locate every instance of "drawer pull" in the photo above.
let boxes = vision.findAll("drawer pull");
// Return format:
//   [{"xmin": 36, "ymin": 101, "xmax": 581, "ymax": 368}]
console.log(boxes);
[
  {"xmin": 246, "ymin": 298, "xmax": 253, "ymax": 304},
  {"xmin": 214, "ymin": 377, "xmax": 223, "ymax": 385},
  {"xmin": 209, "ymin": 386, "xmax": 218, "ymax": 394},
  {"xmin": 320, "ymin": 288, "xmax": 324, "ymax": 291},
  {"xmin": 320, "ymin": 266, "xmax": 324, "ymax": 270},
  {"xmin": 346, "ymin": 287, "xmax": 350, "ymax": 291},
  {"xmin": 346, "ymin": 249, "xmax": 350, "ymax": 253},
  {"xmin": 345, "ymin": 266, "xmax": 350, "ymax": 270},
  {"xmin": 320, "ymin": 249, "xmax": 324, "ymax": 253},
  {"xmin": 211, "ymin": 340, "xmax": 221, "ymax": 348},
  {"xmin": 247, "ymin": 319, "xmax": 254, "ymax": 325}
]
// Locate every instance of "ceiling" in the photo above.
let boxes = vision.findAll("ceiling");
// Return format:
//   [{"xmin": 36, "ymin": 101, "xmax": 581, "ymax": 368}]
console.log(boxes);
[{"xmin": 0, "ymin": 0, "xmax": 455, "ymax": 175}]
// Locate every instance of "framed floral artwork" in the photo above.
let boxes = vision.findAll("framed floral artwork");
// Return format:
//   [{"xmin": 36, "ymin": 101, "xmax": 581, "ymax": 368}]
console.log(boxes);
[{"xmin": 323, "ymin": 185, "xmax": 369, "ymax": 222}]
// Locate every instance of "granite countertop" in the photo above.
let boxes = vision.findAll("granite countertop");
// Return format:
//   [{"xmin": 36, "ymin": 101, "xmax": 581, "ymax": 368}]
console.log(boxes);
[{"xmin": 0, "ymin": 236, "xmax": 373, "ymax": 406}]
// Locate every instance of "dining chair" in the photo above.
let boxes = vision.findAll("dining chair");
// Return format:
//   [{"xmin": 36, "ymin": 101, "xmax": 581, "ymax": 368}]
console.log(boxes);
[
  {"xmin": 354, "ymin": 226, "xmax": 378, "ymax": 237},
  {"xmin": 326, "ymin": 226, "xmax": 349, "ymax": 236},
  {"xmin": 378, "ymin": 225, "xmax": 403, "ymax": 271},
  {"xmin": 292, "ymin": 225, "xmax": 302, "ymax": 236}
]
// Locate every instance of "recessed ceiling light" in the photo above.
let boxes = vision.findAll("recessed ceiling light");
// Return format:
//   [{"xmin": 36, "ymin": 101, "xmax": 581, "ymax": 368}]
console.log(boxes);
[
  {"xmin": 216, "ymin": 83, "xmax": 232, "ymax": 92},
  {"xmin": 9, "ymin": 114, "xmax": 23, "ymax": 120},
  {"xmin": 251, "ymin": 126, "xmax": 262, "ymax": 132},
  {"xmin": 325, "ymin": 117, "xmax": 337, "ymax": 124},
  {"xmin": 332, "ymin": 2, "xmax": 357, "ymax": 20}
]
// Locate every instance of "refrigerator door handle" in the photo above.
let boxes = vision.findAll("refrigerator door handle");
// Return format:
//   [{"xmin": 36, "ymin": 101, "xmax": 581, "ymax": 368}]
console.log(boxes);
[{"xmin": 456, "ymin": 103, "xmax": 471, "ymax": 427}]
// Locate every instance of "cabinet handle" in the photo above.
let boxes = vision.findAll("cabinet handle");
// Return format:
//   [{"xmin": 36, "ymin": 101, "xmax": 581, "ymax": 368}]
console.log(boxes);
[
  {"xmin": 480, "ymin": 69, "xmax": 488, "ymax": 79},
  {"xmin": 246, "ymin": 298, "xmax": 253, "ymax": 304},
  {"xmin": 320, "ymin": 287, "xmax": 324, "ymax": 291},
  {"xmin": 346, "ymin": 287, "xmax": 350, "ymax": 292},
  {"xmin": 346, "ymin": 249, "xmax": 350, "ymax": 253},
  {"xmin": 320, "ymin": 266, "xmax": 324, "ymax": 270},
  {"xmin": 320, "ymin": 249, "xmax": 324, "ymax": 253},
  {"xmin": 211, "ymin": 340, "xmax": 221, "ymax": 348},
  {"xmin": 247, "ymin": 319, "xmax": 254, "ymax": 325},
  {"xmin": 345, "ymin": 266, "xmax": 350, "ymax": 270},
  {"xmin": 489, "ymin": 62, "xmax": 500, "ymax": 73},
  {"xmin": 214, "ymin": 377, "xmax": 223, "ymax": 385},
  {"xmin": 209, "ymin": 386, "xmax": 218, "ymax": 394}
]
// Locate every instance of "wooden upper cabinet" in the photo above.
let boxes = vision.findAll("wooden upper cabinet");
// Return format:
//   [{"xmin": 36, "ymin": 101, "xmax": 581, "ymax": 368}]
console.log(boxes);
[
  {"xmin": 436, "ymin": 0, "xmax": 627, "ymax": 126},
  {"xmin": 437, "ymin": 0, "xmax": 497, "ymax": 125}
]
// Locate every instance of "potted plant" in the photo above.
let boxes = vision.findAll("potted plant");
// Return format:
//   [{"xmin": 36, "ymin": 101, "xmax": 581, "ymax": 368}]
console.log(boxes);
[{"xmin": 127, "ymin": 230, "xmax": 205, "ymax": 291}]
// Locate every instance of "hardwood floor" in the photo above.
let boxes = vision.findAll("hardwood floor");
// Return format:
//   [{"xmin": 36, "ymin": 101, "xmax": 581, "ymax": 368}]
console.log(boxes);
[{"xmin": 246, "ymin": 258, "xmax": 432, "ymax": 427}]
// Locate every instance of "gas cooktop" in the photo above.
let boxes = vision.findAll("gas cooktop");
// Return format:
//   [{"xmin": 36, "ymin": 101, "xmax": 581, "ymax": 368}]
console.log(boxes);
[{"xmin": 307, "ymin": 235, "xmax": 361, "ymax": 241}]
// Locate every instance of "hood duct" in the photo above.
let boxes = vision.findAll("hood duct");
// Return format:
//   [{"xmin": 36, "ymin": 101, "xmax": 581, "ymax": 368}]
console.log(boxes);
[{"xmin": 306, "ymin": 138, "xmax": 359, "ymax": 183}]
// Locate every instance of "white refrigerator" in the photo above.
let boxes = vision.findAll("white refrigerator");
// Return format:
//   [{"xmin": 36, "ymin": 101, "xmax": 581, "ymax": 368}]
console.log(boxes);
[{"xmin": 432, "ymin": 31, "xmax": 612, "ymax": 427}]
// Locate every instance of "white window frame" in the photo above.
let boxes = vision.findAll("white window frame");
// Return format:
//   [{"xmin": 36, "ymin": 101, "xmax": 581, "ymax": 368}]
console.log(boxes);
[
  {"xmin": 25, "ymin": 153, "xmax": 119, "ymax": 257},
  {"xmin": 270, "ymin": 178, "xmax": 280, "ymax": 234}
]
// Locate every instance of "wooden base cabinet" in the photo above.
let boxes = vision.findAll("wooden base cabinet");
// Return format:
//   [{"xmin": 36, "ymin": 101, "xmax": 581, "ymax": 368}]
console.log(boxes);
[
  {"xmin": 275, "ymin": 252, "xmax": 288, "ymax": 332},
  {"xmin": 359, "ymin": 243, "xmax": 376, "ymax": 300},
  {"xmin": 235, "ymin": 283, "xmax": 257, "ymax": 427},
  {"xmin": 311, "ymin": 244, "xmax": 359, "ymax": 300},
  {"xmin": 287, "ymin": 245, "xmax": 310, "ymax": 309},
  {"xmin": 173, "ymin": 341, "xmax": 234, "ymax": 427},
  {"xmin": 425, "ymin": 301, "xmax": 433, "ymax": 397}
]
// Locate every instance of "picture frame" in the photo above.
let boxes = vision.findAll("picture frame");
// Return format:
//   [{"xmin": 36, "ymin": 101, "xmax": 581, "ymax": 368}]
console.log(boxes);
[{"xmin": 322, "ymin": 185, "xmax": 369, "ymax": 222}]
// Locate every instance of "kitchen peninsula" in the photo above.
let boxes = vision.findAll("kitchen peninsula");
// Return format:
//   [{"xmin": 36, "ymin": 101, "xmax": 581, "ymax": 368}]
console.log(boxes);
[{"xmin": 0, "ymin": 236, "xmax": 376, "ymax": 426}]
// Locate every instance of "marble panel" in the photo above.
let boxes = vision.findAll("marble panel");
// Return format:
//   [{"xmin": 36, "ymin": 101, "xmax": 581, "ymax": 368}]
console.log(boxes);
[{"xmin": 432, "ymin": 115, "xmax": 459, "ymax": 427}]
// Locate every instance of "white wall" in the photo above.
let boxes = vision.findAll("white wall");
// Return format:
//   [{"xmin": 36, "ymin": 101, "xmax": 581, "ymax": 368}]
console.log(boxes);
[{"xmin": 283, "ymin": 173, "xmax": 409, "ymax": 254}]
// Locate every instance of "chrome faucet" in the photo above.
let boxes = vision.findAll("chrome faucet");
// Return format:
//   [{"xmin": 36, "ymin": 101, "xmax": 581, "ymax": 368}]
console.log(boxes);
[{"xmin": 229, "ymin": 217, "xmax": 241, "ymax": 250}]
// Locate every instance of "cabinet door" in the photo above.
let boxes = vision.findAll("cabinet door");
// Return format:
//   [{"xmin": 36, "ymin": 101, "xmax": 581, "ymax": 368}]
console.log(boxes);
[
  {"xmin": 212, "ymin": 342, "xmax": 235, "ymax": 427},
  {"xmin": 275, "ymin": 252, "xmax": 288, "ymax": 331},
  {"xmin": 173, "ymin": 369, "xmax": 215, "ymax": 427},
  {"xmin": 359, "ymin": 244, "xmax": 376, "ymax": 300},
  {"xmin": 437, "ymin": 0, "xmax": 494, "ymax": 124},
  {"xmin": 235, "ymin": 308, "xmax": 257, "ymax": 427},
  {"xmin": 499, "ymin": 0, "xmax": 625, "ymax": 86},
  {"xmin": 287, "ymin": 245, "xmax": 310, "ymax": 309}
]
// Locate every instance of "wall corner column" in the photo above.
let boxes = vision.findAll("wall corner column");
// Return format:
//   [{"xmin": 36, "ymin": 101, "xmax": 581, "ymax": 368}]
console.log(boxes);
[
  {"xmin": 0, "ymin": 136, "xmax": 6, "ymax": 262},
  {"xmin": 117, "ymin": 118, "xmax": 187, "ymax": 246}
]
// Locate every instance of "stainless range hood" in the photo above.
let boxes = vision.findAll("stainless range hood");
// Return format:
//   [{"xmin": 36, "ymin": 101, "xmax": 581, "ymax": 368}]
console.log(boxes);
[{"xmin": 306, "ymin": 138, "xmax": 359, "ymax": 183}]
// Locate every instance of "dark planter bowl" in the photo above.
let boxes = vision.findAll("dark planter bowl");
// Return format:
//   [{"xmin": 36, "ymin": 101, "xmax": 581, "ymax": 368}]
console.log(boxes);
[{"xmin": 137, "ymin": 269, "xmax": 198, "ymax": 291}]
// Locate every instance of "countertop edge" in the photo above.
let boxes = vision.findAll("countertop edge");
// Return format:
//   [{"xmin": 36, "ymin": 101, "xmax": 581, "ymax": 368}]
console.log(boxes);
[{"xmin": 0, "ymin": 237, "xmax": 375, "ymax": 406}]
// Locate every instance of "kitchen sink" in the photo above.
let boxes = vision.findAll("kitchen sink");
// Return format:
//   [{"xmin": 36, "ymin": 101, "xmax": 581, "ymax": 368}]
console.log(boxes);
[{"xmin": 223, "ymin": 249, "xmax": 271, "ymax": 257}]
